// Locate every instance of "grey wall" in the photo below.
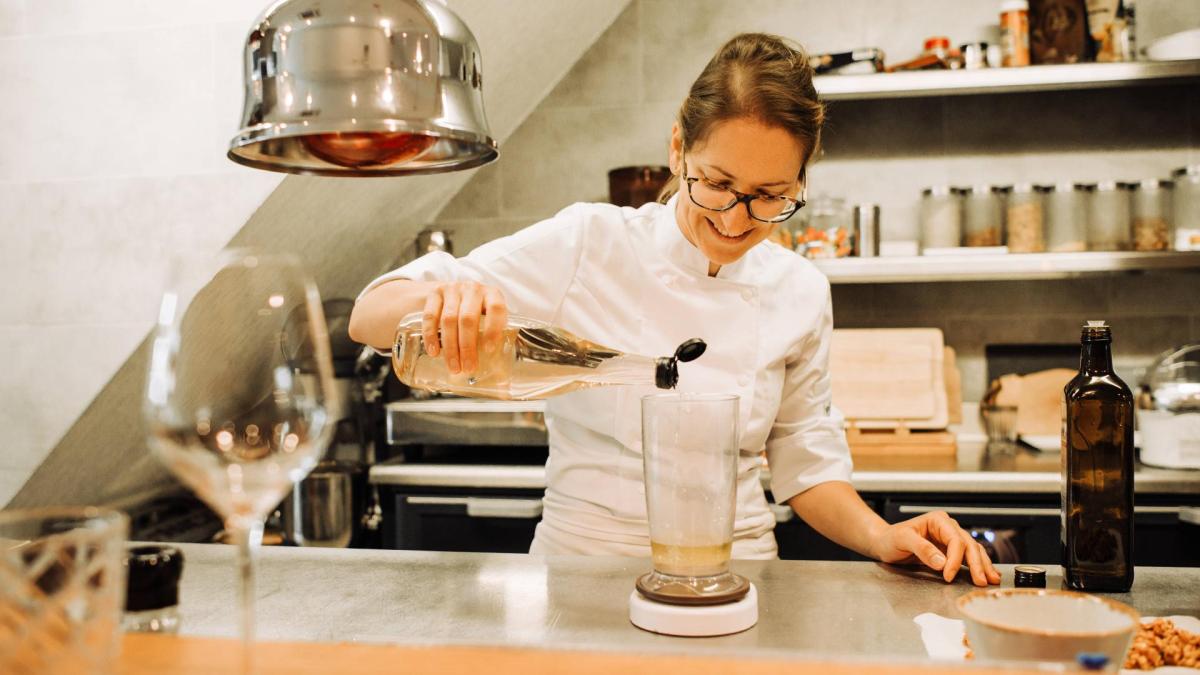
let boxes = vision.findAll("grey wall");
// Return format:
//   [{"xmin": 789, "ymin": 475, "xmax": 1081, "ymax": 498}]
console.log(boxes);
[
  {"xmin": 4, "ymin": 0, "xmax": 633, "ymax": 508},
  {"xmin": 0, "ymin": 1, "xmax": 284, "ymax": 505},
  {"xmin": 429, "ymin": 0, "xmax": 1200, "ymax": 402}
]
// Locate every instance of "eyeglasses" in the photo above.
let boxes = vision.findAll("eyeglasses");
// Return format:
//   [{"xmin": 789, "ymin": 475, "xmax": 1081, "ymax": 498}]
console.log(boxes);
[{"xmin": 681, "ymin": 161, "xmax": 807, "ymax": 224}]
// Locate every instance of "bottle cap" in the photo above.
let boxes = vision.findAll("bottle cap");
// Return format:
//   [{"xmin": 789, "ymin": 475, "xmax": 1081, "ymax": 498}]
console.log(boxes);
[
  {"xmin": 1014, "ymin": 565, "xmax": 1046, "ymax": 588},
  {"xmin": 1001, "ymin": 0, "xmax": 1029, "ymax": 12},
  {"xmin": 656, "ymin": 338, "xmax": 706, "ymax": 389},
  {"xmin": 125, "ymin": 545, "xmax": 184, "ymax": 612}
]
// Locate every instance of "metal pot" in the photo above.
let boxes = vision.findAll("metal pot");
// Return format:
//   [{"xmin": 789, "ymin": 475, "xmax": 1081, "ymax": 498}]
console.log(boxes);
[{"xmin": 281, "ymin": 460, "xmax": 367, "ymax": 548}]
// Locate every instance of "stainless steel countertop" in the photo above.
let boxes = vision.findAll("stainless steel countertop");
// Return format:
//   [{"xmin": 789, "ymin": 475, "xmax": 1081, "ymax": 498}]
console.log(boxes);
[
  {"xmin": 369, "ymin": 441, "xmax": 1200, "ymax": 496},
  {"xmin": 171, "ymin": 544, "xmax": 1200, "ymax": 660}
]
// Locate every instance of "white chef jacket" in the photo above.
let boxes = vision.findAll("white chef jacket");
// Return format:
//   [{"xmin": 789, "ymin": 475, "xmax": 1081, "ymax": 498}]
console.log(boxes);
[{"xmin": 360, "ymin": 196, "xmax": 853, "ymax": 558}]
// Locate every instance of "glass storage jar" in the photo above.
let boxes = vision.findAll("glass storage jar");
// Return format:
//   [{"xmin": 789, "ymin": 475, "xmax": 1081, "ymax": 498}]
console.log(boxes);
[
  {"xmin": 1086, "ymin": 180, "xmax": 1132, "ymax": 251},
  {"xmin": 963, "ymin": 184, "xmax": 1003, "ymax": 247},
  {"xmin": 1044, "ymin": 182, "xmax": 1087, "ymax": 252},
  {"xmin": 919, "ymin": 185, "xmax": 963, "ymax": 250},
  {"xmin": 1131, "ymin": 179, "xmax": 1173, "ymax": 251},
  {"xmin": 1172, "ymin": 165, "xmax": 1200, "ymax": 251},
  {"xmin": 1005, "ymin": 183, "xmax": 1046, "ymax": 253}
]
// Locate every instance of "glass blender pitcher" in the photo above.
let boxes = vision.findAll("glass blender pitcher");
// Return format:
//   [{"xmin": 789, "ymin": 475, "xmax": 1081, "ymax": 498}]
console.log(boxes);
[{"xmin": 636, "ymin": 393, "xmax": 750, "ymax": 605}]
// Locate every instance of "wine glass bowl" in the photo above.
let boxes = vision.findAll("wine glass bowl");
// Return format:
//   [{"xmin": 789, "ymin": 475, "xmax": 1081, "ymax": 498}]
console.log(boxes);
[{"xmin": 144, "ymin": 249, "xmax": 334, "ymax": 671}]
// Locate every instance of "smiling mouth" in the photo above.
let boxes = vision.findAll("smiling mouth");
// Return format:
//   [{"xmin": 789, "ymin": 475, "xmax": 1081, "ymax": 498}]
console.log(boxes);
[{"xmin": 706, "ymin": 218, "xmax": 752, "ymax": 243}]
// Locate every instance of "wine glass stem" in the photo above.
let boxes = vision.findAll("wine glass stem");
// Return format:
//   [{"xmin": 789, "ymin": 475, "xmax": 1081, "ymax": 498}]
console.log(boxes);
[{"xmin": 230, "ymin": 518, "xmax": 264, "ymax": 675}]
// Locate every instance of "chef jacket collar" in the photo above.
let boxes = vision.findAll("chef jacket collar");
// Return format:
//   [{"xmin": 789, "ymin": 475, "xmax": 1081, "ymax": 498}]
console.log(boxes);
[{"xmin": 653, "ymin": 194, "xmax": 755, "ymax": 282}]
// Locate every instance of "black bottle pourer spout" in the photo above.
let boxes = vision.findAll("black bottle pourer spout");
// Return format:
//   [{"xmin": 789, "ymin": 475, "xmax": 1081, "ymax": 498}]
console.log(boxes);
[{"xmin": 655, "ymin": 338, "xmax": 707, "ymax": 389}]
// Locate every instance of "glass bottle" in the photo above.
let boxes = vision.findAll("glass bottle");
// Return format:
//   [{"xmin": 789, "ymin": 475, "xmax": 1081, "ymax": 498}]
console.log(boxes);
[
  {"xmin": 1045, "ymin": 182, "xmax": 1087, "ymax": 252},
  {"xmin": 919, "ymin": 185, "xmax": 963, "ymax": 250},
  {"xmin": 1170, "ymin": 165, "xmax": 1200, "ymax": 251},
  {"xmin": 963, "ymin": 185, "xmax": 1003, "ymax": 247},
  {"xmin": 1087, "ymin": 181, "xmax": 1132, "ymax": 251},
  {"xmin": 1131, "ymin": 179, "xmax": 1173, "ymax": 251},
  {"xmin": 392, "ymin": 312, "xmax": 706, "ymax": 400},
  {"xmin": 1005, "ymin": 183, "xmax": 1046, "ymax": 253},
  {"xmin": 123, "ymin": 545, "xmax": 184, "ymax": 634},
  {"xmin": 1062, "ymin": 321, "xmax": 1134, "ymax": 593}
]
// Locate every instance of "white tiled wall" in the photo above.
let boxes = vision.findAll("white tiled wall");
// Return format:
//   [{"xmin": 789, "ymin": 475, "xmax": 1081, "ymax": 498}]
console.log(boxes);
[
  {"xmin": 432, "ymin": 0, "xmax": 1200, "ymax": 403},
  {"xmin": 0, "ymin": 2, "xmax": 284, "ymax": 505}
]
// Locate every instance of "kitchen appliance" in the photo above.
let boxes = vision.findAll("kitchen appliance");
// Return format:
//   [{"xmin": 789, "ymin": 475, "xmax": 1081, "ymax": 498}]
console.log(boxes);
[
  {"xmin": 228, "ymin": 0, "xmax": 497, "ymax": 176},
  {"xmin": 1139, "ymin": 344, "xmax": 1200, "ymax": 470},
  {"xmin": 279, "ymin": 298, "xmax": 380, "ymax": 546},
  {"xmin": 629, "ymin": 394, "xmax": 757, "ymax": 637}
]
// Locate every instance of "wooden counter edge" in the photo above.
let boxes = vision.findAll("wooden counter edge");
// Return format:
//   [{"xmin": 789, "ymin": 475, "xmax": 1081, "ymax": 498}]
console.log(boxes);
[{"xmin": 118, "ymin": 633, "xmax": 1049, "ymax": 675}]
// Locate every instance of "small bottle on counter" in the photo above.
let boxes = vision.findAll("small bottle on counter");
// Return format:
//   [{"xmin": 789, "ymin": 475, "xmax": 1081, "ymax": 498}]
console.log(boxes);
[
  {"xmin": 1087, "ymin": 181, "xmax": 1133, "ymax": 251},
  {"xmin": 1062, "ymin": 321, "xmax": 1134, "ymax": 593},
  {"xmin": 919, "ymin": 185, "xmax": 963, "ymax": 250},
  {"xmin": 392, "ymin": 313, "xmax": 706, "ymax": 400},
  {"xmin": 1130, "ymin": 179, "xmax": 1173, "ymax": 251},
  {"xmin": 1005, "ymin": 183, "xmax": 1047, "ymax": 253},
  {"xmin": 123, "ymin": 545, "xmax": 184, "ymax": 634},
  {"xmin": 1000, "ymin": 0, "xmax": 1031, "ymax": 66},
  {"xmin": 1171, "ymin": 165, "xmax": 1200, "ymax": 251},
  {"xmin": 962, "ymin": 185, "xmax": 1004, "ymax": 247}
]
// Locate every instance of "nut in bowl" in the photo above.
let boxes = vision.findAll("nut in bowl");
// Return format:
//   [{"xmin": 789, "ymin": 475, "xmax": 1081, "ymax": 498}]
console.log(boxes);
[{"xmin": 956, "ymin": 589, "xmax": 1139, "ymax": 669}]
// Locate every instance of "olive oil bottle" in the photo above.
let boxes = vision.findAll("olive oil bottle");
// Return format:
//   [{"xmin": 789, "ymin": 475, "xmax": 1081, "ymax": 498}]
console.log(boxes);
[{"xmin": 1062, "ymin": 321, "xmax": 1134, "ymax": 592}]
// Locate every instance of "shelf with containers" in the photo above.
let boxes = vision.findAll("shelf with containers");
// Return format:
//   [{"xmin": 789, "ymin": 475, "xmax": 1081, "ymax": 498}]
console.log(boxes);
[
  {"xmin": 812, "ymin": 59, "xmax": 1200, "ymax": 101},
  {"xmin": 802, "ymin": 61, "xmax": 1200, "ymax": 284}
]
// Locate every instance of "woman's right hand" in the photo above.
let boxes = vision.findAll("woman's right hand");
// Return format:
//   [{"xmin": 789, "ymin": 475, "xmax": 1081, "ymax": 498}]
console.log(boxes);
[{"xmin": 421, "ymin": 281, "xmax": 508, "ymax": 375}]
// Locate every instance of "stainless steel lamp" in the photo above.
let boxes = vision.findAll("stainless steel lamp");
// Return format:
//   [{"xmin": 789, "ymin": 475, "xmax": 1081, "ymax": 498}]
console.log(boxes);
[{"xmin": 228, "ymin": 0, "xmax": 498, "ymax": 177}]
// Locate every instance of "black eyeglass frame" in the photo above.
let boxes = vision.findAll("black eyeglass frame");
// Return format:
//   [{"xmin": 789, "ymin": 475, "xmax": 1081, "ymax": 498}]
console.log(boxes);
[{"xmin": 680, "ymin": 160, "xmax": 808, "ymax": 224}]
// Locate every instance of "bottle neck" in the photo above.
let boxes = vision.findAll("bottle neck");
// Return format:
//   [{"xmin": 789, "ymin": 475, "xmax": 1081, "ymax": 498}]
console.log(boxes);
[{"xmin": 1079, "ymin": 340, "xmax": 1114, "ymax": 375}]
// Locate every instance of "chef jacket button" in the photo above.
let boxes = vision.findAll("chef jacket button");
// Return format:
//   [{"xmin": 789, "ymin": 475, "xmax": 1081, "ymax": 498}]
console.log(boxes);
[
  {"xmin": 741, "ymin": 288, "xmax": 756, "ymax": 302},
  {"xmin": 738, "ymin": 374, "xmax": 751, "ymax": 386}
]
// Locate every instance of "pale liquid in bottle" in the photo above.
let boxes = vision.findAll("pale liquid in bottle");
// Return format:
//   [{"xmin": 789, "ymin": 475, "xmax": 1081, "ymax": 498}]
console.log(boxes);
[
  {"xmin": 650, "ymin": 541, "xmax": 732, "ymax": 578},
  {"xmin": 393, "ymin": 322, "xmax": 659, "ymax": 400}
]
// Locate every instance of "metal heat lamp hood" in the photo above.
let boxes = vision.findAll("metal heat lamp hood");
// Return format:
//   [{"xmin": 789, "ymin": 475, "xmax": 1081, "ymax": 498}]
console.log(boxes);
[{"xmin": 228, "ymin": 0, "xmax": 498, "ymax": 177}]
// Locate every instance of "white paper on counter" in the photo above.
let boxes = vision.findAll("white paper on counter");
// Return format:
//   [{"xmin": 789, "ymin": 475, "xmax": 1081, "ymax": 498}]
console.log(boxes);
[{"xmin": 912, "ymin": 612, "xmax": 1200, "ymax": 674}]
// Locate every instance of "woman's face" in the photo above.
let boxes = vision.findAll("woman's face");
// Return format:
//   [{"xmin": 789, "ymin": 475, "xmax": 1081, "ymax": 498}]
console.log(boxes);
[{"xmin": 668, "ymin": 117, "xmax": 807, "ymax": 275}]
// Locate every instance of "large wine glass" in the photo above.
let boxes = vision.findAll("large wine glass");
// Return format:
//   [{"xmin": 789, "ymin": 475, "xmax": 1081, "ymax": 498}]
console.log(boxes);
[{"xmin": 144, "ymin": 249, "xmax": 334, "ymax": 672}]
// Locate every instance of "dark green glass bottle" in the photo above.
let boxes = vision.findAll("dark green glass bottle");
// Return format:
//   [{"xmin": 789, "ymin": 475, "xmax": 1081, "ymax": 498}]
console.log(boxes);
[{"xmin": 1062, "ymin": 321, "xmax": 1134, "ymax": 592}]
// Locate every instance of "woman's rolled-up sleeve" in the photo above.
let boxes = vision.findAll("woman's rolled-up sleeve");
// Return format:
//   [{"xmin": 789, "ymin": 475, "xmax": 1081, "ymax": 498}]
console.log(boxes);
[{"xmin": 765, "ymin": 281, "xmax": 853, "ymax": 505}]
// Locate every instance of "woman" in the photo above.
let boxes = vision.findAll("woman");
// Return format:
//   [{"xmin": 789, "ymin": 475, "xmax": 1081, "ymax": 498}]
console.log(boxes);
[{"xmin": 350, "ymin": 33, "xmax": 1000, "ymax": 586}]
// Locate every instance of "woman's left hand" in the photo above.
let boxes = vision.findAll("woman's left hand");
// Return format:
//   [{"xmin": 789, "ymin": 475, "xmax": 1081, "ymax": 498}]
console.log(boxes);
[{"xmin": 870, "ymin": 510, "xmax": 1002, "ymax": 586}]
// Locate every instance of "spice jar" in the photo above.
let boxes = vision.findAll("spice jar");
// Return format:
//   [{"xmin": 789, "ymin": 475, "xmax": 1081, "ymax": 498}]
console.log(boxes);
[
  {"xmin": 1044, "ymin": 182, "xmax": 1087, "ymax": 252},
  {"xmin": 1000, "ymin": 0, "xmax": 1031, "ymax": 67},
  {"xmin": 1173, "ymin": 165, "xmax": 1200, "ymax": 251},
  {"xmin": 1130, "ymin": 179, "xmax": 1173, "ymax": 251},
  {"xmin": 919, "ymin": 185, "xmax": 963, "ymax": 250},
  {"xmin": 1087, "ymin": 181, "xmax": 1132, "ymax": 251},
  {"xmin": 1005, "ymin": 183, "xmax": 1046, "ymax": 253},
  {"xmin": 963, "ymin": 184, "xmax": 1003, "ymax": 247}
]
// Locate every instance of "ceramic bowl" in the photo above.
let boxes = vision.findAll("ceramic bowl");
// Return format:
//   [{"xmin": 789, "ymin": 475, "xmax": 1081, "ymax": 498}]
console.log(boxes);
[
  {"xmin": 956, "ymin": 589, "xmax": 1139, "ymax": 668},
  {"xmin": 1144, "ymin": 28, "xmax": 1200, "ymax": 61}
]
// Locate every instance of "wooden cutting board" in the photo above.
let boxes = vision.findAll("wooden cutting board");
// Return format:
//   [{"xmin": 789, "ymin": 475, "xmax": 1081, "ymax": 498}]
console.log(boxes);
[
  {"xmin": 830, "ymin": 328, "xmax": 948, "ymax": 430},
  {"xmin": 116, "ymin": 634, "xmax": 1049, "ymax": 675}
]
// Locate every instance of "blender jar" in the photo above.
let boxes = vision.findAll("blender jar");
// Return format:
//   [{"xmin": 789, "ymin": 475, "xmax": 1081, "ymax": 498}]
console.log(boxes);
[{"xmin": 637, "ymin": 393, "xmax": 747, "ymax": 604}]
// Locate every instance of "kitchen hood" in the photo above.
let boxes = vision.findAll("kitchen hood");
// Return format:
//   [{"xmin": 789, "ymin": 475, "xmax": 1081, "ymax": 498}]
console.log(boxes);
[{"xmin": 228, "ymin": 0, "xmax": 498, "ymax": 177}]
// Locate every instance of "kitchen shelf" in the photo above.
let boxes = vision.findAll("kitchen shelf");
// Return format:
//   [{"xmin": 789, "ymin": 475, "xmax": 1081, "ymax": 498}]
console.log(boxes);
[
  {"xmin": 814, "ymin": 59, "xmax": 1200, "ymax": 100},
  {"xmin": 812, "ymin": 250, "xmax": 1200, "ymax": 283}
]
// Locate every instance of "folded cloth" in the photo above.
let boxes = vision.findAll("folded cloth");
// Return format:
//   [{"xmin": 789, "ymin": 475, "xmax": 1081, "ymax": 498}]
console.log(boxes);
[{"xmin": 912, "ymin": 613, "xmax": 1200, "ymax": 673}]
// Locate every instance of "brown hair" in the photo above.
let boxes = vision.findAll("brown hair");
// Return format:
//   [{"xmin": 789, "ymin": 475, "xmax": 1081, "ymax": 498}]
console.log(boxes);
[{"xmin": 658, "ymin": 33, "xmax": 825, "ymax": 203}]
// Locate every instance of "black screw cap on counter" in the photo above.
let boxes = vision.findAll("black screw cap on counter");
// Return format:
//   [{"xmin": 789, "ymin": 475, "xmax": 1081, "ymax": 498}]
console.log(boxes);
[
  {"xmin": 1013, "ymin": 565, "xmax": 1046, "ymax": 588},
  {"xmin": 655, "ymin": 339, "xmax": 707, "ymax": 389},
  {"xmin": 125, "ymin": 545, "xmax": 184, "ymax": 612}
]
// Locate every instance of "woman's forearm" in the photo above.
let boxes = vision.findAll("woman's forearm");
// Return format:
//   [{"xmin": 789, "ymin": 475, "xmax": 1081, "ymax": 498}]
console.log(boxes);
[
  {"xmin": 348, "ymin": 279, "xmax": 440, "ymax": 350},
  {"xmin": 786, "ymin": 481, "xmax": 889, "ymax": 559}
]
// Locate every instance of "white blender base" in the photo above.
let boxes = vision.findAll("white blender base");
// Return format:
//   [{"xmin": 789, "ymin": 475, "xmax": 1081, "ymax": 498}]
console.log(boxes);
[{"xmin": 629, "ymin": 583, "xmax": 758, "ymax": 637}]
